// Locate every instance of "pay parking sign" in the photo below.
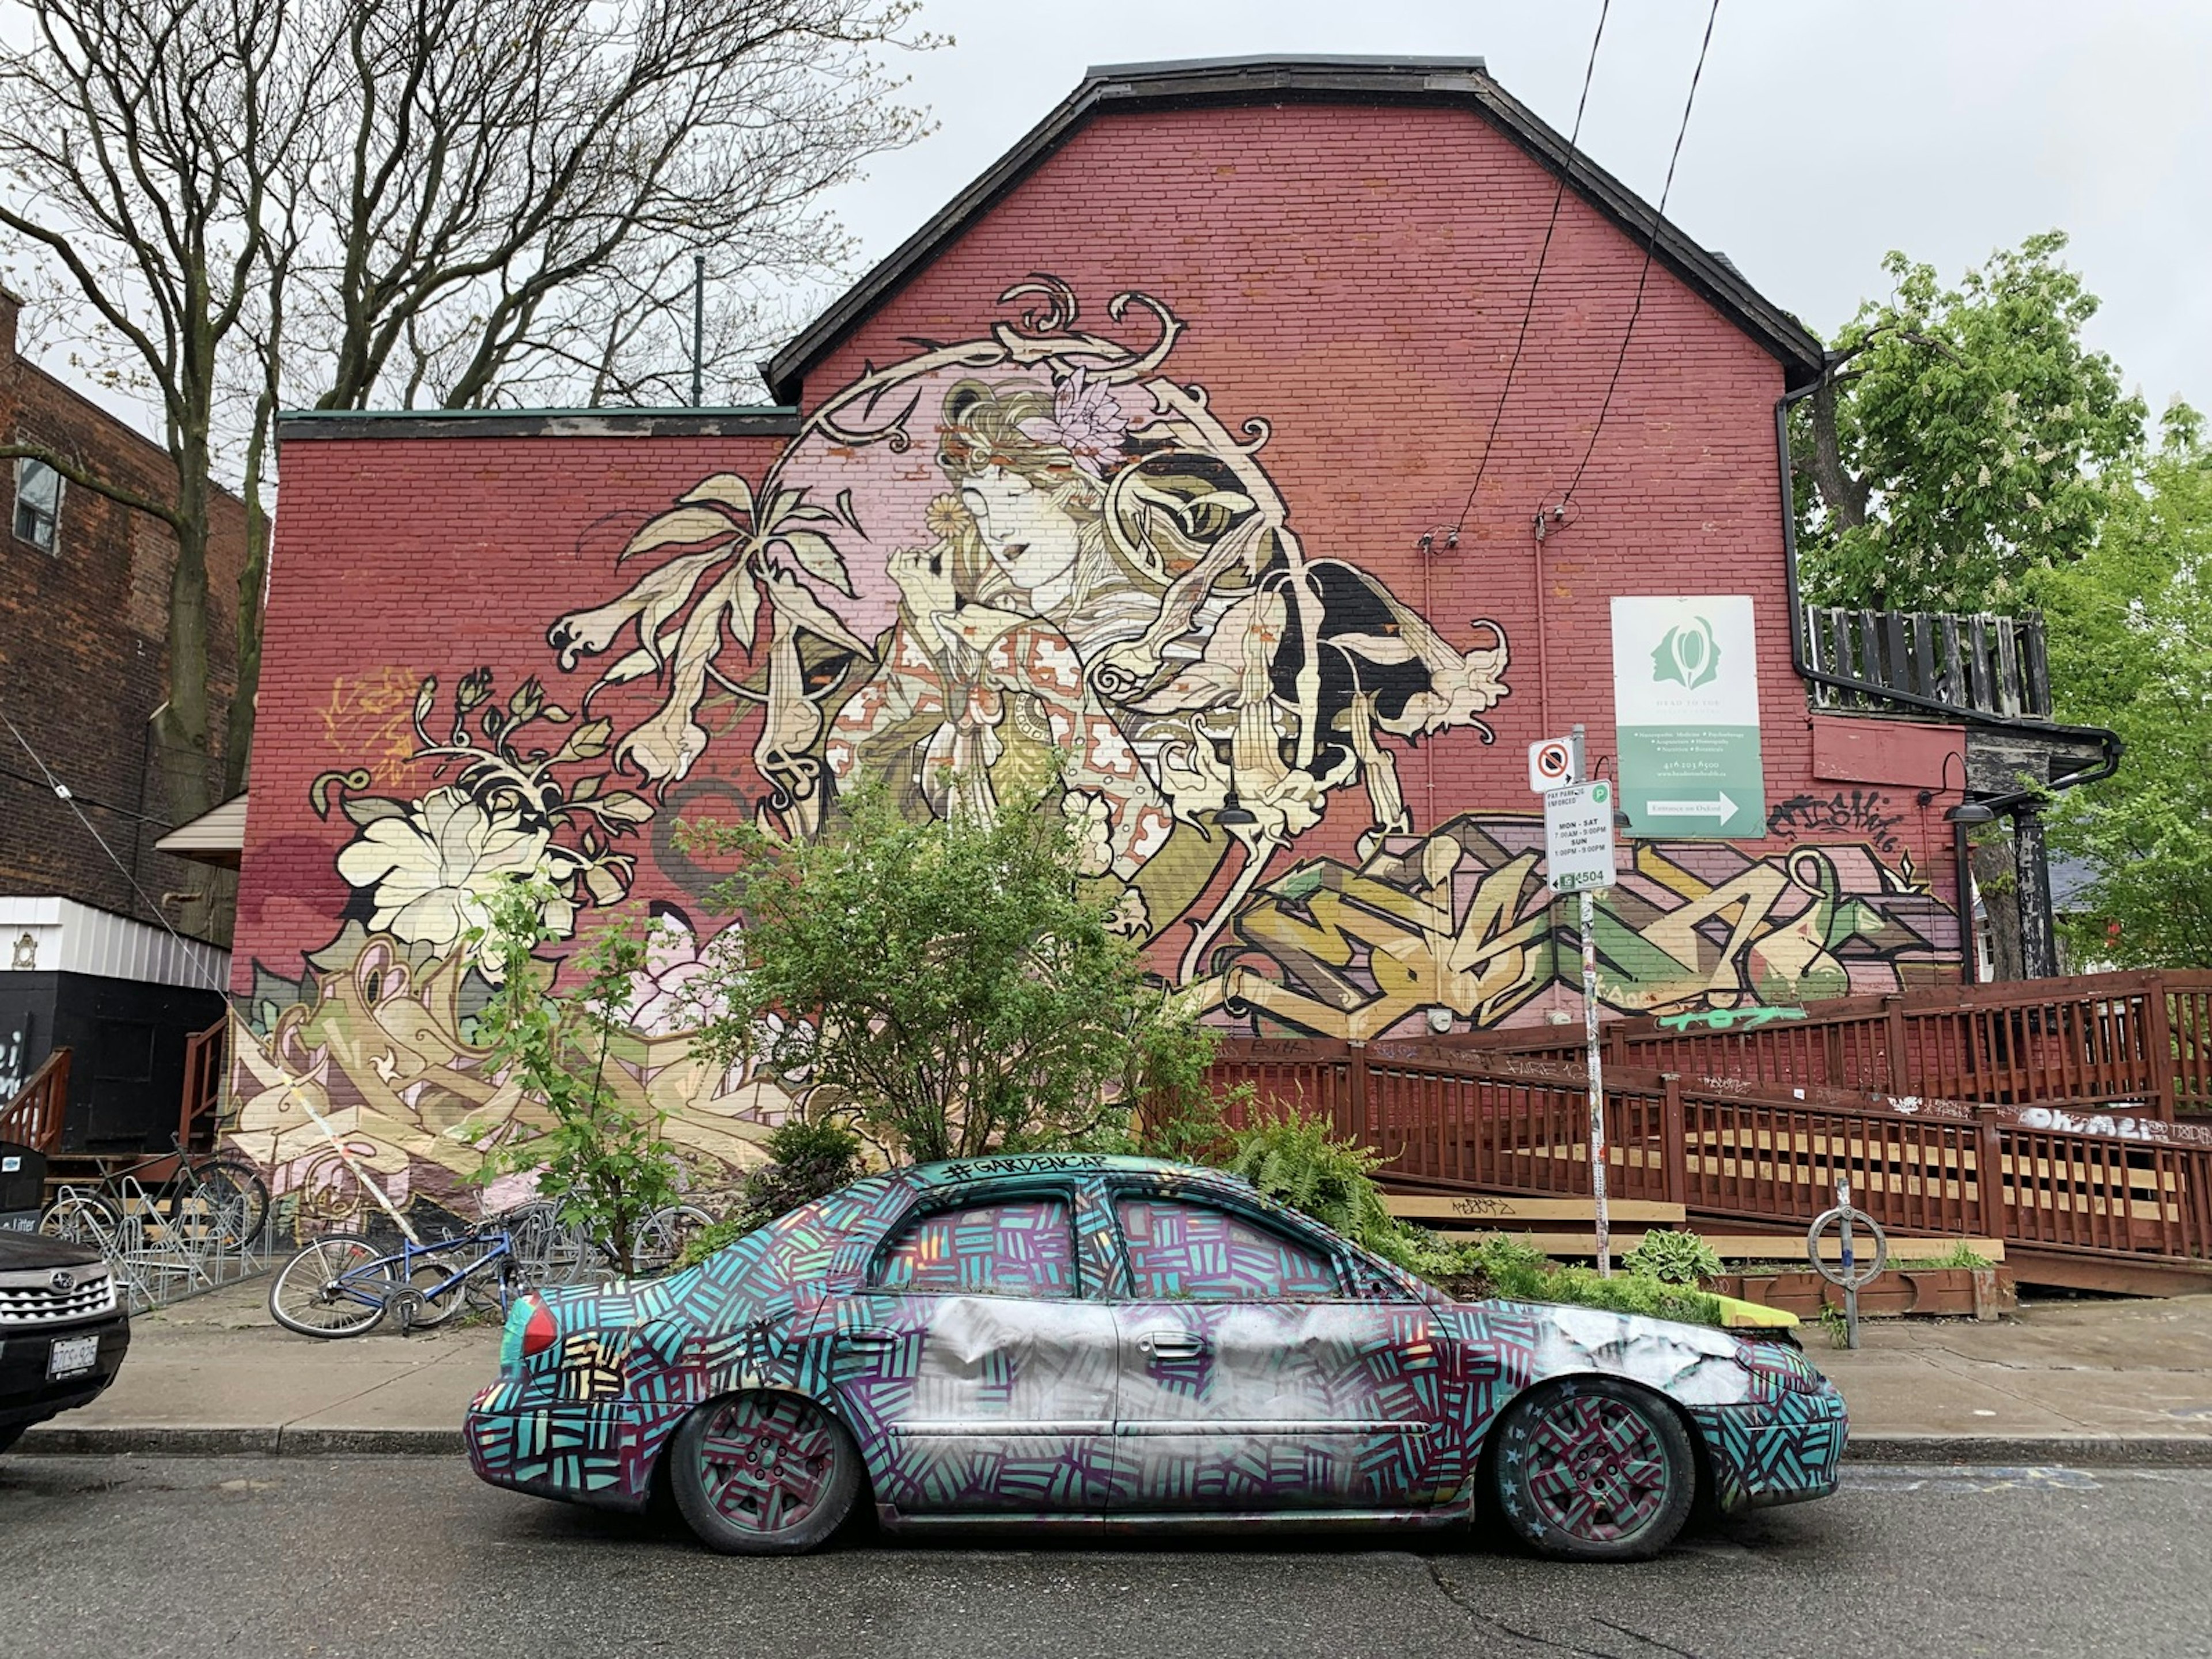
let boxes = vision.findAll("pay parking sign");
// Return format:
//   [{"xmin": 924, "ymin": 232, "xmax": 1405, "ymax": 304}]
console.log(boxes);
[{"xmin": 1544, "ymin": 782, "xmax": 1617, "ymax": 894}]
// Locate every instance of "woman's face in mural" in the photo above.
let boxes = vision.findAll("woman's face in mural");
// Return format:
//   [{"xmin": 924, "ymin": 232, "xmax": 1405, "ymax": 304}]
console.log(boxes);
[{"xmin": 960, "ymin": 463, "xmax": 1085, "ymax": 611}]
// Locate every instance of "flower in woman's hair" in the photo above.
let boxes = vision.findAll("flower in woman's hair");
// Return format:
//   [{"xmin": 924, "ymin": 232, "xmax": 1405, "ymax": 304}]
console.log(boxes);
[
  {"xmin": 1020, "ymin": 367, "xmax": 1128, "ymax": 480},
  {"xmin": 923, "ymin": 494, "xmax": 970, "ymax": 540}
]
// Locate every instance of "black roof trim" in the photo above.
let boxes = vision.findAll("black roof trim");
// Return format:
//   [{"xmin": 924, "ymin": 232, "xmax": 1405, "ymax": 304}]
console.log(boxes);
[
  {"xmin": 276, "ymin": 407, "xmax": 800, "ymax": 443},
  {"xmin": 763, "ymin": 55, "xmax": 1824, "ymax": 404}
]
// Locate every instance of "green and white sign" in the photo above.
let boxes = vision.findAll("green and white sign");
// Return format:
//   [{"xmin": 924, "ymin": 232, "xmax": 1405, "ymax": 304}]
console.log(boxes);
[{"xmin": 1611, "ymin": 594, "xmax": 1765, "ymax": 840}]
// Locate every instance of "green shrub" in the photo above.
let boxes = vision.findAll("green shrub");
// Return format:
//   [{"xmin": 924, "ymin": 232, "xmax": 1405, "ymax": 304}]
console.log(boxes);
[
  {"xmin": 1395, "ymin": 1226, "xmax": 1725, "ymax": 1327},
  {"xmin": 1217, "ymin": 1105, "xmax": 1396, "ymax": 1254},
  {"xmin": 674, "ymin": 1118, "xmax": 866, "ymax": 1269},
  {"xmin": 1894, "ymin": 1240, "xmax": 1994, "ymax": 1271},
  {"xmin": 1620, "ymin": 1228, "xmax": 1725, "ymax": 1286}
]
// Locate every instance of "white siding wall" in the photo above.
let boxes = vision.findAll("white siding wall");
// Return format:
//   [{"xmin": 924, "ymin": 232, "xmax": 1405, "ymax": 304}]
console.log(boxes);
[{"xmin": 0, "ymin": 896, "xmax": 229, "ymax": 991}]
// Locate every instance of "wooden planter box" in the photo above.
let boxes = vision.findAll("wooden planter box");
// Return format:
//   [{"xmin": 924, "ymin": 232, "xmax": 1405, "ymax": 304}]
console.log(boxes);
[{"xmin": 1709, "ymin": 1265, "xmax": 2016, "ymax": 1321}]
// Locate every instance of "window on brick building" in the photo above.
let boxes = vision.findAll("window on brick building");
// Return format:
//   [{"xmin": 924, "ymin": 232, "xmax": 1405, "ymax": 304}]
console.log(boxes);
[{"xmin": 14, "ymin": 457, "xmax": 63, "ymax": 552}]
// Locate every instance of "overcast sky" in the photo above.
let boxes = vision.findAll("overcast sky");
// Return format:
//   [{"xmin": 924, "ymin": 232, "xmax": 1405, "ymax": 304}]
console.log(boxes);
[{"xmin": 815, "ymin": 0, "xmax": 2212, "ymax": 420}]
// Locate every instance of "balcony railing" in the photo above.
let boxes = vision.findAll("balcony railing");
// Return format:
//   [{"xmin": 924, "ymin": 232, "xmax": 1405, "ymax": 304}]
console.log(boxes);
[{"xmin": 1803, "ymin": 605, "xmax": 2050, "ymax": 720}]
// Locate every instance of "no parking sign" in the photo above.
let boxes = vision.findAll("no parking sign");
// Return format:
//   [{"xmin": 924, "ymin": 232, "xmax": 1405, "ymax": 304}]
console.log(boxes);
[{"xmin": 1527, "ymin": 736, "xmax": 1575, "ymax": 793}]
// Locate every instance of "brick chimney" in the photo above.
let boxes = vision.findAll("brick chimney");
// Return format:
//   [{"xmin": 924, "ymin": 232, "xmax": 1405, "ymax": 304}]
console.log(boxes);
[{"xmin": 0, "ymin": 283, "xmax": 18, "ymax": 369}]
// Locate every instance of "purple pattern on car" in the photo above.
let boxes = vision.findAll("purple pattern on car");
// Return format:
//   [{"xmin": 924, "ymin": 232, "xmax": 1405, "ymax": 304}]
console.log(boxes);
[{"xmin": 463, "ymin": 1154, "xmax": 1848, "ymax": 1533}]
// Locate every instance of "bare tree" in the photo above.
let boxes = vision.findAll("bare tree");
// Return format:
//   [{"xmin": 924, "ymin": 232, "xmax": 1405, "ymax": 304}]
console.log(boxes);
[
  {"xmin": 0, "ymin": 0, "xmax": 322, "ymax": 935},
  {"xmin": 0, "ymin": 0, "xmax": 930, "ymax": 925}
]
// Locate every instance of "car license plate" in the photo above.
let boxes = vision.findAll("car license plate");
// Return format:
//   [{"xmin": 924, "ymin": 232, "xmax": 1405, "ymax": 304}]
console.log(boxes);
[{"xmin": 48, "ymin": 1334, "xmax": 99, "ymax": 1379}]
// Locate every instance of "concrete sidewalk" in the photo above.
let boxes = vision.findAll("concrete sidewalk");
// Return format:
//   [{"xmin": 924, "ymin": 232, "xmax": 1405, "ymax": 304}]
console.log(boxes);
[{"xmin": 21, "ymin": 1276, "xmax": 2212, "ymax": 1461}]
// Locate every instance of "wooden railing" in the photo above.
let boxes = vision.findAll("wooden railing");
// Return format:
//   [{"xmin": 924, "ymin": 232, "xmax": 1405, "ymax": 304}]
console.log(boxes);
[
  {"xmin": 178, "ymin": 1018, "xmax": 227, "ymax": 1150},
  {"xmin": 1430, "ymin": 971, "xmax": 2210, "ymax": 1119},
  {"xmin": 0, "ymin": 1047, "xmax": 71, "ymax": 1154},
  {"xmin": 1804, "ymin": 604, "xmax": 2049, "ymax": 718},
  {"xmin": 1210, "ymin": 1036, "xmax": 2212, "ymax": 1270}
]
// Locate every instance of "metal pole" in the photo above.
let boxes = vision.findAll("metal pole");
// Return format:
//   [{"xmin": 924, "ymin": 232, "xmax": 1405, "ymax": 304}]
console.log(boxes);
[
  {"xmin": 690, "ymin": 253, "xmax": 706, "ymax": 409},
  {"xmin": 1837, "ymin": 1174, "xmax": 1859, "ymax": 1350},
  {"xmin": 1570, "ymin": 724, "xmax": 1611, "ymax": 1278}
]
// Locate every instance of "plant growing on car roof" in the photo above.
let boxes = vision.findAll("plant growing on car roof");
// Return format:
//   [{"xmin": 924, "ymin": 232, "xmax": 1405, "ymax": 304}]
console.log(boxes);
[{"xmin": 1620, "ymin": 1229, "xmax": 1725, "ymax": 1287}]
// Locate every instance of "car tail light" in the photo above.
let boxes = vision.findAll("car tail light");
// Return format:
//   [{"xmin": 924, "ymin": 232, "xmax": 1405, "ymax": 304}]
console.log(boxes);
[{"xmin": 521, "ymin": 1297, "xmax": 557, "ymax": 1359}]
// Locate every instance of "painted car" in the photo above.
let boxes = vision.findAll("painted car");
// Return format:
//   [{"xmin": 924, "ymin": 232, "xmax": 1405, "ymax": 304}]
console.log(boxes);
[{"xmin": 465, "ymin": 1154, "xmax": 1846, "ymax": 1559}]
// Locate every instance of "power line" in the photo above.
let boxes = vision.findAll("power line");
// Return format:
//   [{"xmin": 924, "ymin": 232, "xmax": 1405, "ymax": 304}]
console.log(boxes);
[
  {"xmin": 1448, "ymin": 0, "xmax": 1612, "ymax": 542},
  {"xmin": 0, "ymin": 759, "xmax": 172, "ymax": 827},
  {"xmin": 1558, "ymin": 0, "xmax": 1723, "ymax": 513}
]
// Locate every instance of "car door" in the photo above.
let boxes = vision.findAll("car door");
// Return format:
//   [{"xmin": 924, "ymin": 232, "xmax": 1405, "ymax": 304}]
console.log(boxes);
[
  {"xmin": 1105, "ymin": 1185, "xmax": 1448, "ymax": 1514},
  {"xmin": 828, "ymin": 1187, "xmax": 1119, "ymax": 1516}
]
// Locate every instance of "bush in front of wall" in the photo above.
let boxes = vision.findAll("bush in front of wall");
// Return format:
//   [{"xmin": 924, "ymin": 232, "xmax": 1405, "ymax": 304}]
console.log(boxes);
[{"xmin": 1621, "ymin": 1228, "xmax": 1725, "ymax": 1287}]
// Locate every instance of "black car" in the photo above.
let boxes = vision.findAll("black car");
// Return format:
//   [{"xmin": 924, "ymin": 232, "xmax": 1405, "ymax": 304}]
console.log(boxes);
[{"xmin": 0, "ymin": 1228, "xmax": 130, "ymax": 1452}]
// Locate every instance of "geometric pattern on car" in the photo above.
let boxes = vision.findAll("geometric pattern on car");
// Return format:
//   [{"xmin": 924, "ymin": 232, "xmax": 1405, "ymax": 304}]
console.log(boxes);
[
  {"xmin": 1116, "ymin": 1196, "xmax": 1339, "ymax": 1301},
  {"xmin": 460, "ymin": 1155, "xmax": 1851, "ymax": 1526},
  {"xmin": 876, "ymin": 1198, "xmax": 1076, "ymax": 1298}
]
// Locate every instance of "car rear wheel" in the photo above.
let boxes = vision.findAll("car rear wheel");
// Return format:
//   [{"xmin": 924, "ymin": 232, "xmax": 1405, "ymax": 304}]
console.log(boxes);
[
  {"xmin": 1490, "ymin": 1376, "xmax": 1695, "ymax": 1562},
  {"xmin": 671, "ymin": 1391, "xmax": 861, "ymax": 1555}
]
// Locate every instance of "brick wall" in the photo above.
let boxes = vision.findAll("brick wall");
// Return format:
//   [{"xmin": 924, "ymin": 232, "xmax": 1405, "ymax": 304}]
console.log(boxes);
[
  {"xmin": 0, "ymin": 291, "xmax": 247, "ymax": 941},
  {"xmin": 238, "ymin": 97, "xmax": 1961, "ymax": 1027}
]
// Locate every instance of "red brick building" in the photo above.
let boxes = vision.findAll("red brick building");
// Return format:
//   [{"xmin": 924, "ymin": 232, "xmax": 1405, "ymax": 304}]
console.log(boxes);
[
  {"xmin": 229, "ymin": 58, "xmax": 2006, "ymax": 1218},
  {"xmin": 0, "ymin": 287, "xmax": 243, "ymax": 1153}
]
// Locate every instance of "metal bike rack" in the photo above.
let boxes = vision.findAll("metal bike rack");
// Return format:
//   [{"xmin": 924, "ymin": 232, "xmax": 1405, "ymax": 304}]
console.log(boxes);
[
  {"xmin": 1808, "ymin": 1175, "xmax": 1887, "ymax": 1350},
  {"xmin": 43, "ymin": 1177, "xmax": 272, "ymax": 1313}
]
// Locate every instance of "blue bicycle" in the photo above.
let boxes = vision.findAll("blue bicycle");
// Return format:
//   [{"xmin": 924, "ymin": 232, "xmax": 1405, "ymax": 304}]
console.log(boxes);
[{"xmin": 267, "ymin": 1206, "xmax": 559, "ymax": 1338}]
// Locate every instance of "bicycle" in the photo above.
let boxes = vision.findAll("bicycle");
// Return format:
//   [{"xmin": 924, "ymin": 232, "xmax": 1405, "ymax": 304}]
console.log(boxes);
[
  {"xmin": 41, "ymin": 1135, "xmax": 269, "ymax": 1257},
  {"xmin": 270, "ymin": 1214, "xmax": 535, "ymax": 1338}
]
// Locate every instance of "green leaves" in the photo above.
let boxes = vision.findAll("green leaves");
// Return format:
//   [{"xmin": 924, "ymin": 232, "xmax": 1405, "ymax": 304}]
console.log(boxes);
[
  {"xmin": 2033, "ymin": 423, "xmax": 2212, "ymax": 965},
  {"xmin": 1794, "ymin": 232, "xmax": 2147, "ymax": 614},
  {"xmin": 469, "ymin": 881, "xmax": 681, "ymax": 1262},
  {"xmin": 680, "ymin": 772, "xmax": 1213, "ymax": 1164}
]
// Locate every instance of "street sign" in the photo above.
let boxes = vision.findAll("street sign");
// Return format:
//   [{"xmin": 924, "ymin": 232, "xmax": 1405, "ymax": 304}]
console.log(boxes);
[
  {"xmin": 1611, "ymin": 595, "xmax": 1765, "ymax": 839},
  {"xmin": 1527, "ymin": 736, "xmax": 1575, "ymax": 794},
  {"xmin": 1543, "ymin": 781, "xmax": 1616, "ymax": 893}
]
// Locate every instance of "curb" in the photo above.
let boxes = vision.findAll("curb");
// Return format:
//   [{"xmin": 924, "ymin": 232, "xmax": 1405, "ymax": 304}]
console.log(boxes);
[
  {"xmin": 1843, "ymin": 1434, "xmax": 2212, "ymax": 1467},
  {"xmin": 17, "ymin": 1425, "xmax": 2212, "ymax": 1467},
  {"xmin": 18, "ymin": 1424, "xmax": 465, "ymax": 1457}
]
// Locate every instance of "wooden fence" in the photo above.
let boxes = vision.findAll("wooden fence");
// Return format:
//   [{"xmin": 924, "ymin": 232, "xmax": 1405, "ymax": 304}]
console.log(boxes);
[
  {"xmin": 1211, "ymin": 1036, "xmax": 2212, "ymax": 1271},
  {"xmin": 1416, "ymin": 970, "xmax": 2212, "ymax": 1120},
  {"xmin": 0, "ymin": 1047, "xmax": 70, "ymax": 1154}
]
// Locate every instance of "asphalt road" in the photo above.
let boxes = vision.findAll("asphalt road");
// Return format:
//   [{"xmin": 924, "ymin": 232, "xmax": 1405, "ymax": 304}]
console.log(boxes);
[{"xmin": 3, "ymin": 1456, "xmax": 2207, "ymax": 1659}]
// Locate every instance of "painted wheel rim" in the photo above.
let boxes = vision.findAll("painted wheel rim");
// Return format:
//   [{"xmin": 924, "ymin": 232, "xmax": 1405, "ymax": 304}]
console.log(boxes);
[
  {"xmin": 1521, "ymin": 1394, "xmax": 1672, "ymax": 1543},
  {"xmin": 696, "ymin": 1396, "xmax": 838, "ymax": 1536}
]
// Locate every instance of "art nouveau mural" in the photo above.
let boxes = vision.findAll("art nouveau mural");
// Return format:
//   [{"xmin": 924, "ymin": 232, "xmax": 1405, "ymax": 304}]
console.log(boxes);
[{"xmin": 229, "ymin": 278, "xmax": 1952, "ymax": 1230}]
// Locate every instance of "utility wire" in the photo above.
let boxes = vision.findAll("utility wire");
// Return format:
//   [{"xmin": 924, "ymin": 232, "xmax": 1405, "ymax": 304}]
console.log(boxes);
[
  {"xmin": 1449, "ymin": 0, "xmax": 1612, "ymax": 540},
  {"xmin": 1559, "ymin": 0, "xmax": 1723, "ymax": 512},
  {"xmin": 0, "ymin": 699, "xmax": 234, "ymax": 1000},
  {"xmin": 0, "ymin": 759, "xmax": 172, "ymax": 827}
]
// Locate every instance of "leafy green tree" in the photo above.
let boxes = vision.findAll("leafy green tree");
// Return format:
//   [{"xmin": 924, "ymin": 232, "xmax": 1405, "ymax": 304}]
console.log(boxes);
[
  {"xmin": 1794, "ymin": 232, "xmax": 2146, "ymax": 613},
  {"xmin": 674, "ymin": 1117, "xmax": 866, "ymax": 1268},
  {"xmin": 2033, "ymin": 408, "xmax": 2212, "ymax": 965},
  {"xmin": 473, "ymin": 880, "xmax": 681, "ymax": 1263},
  {"xmin": 683, "ymin": 775, "xmax": 1215, "ymax": 1164}
]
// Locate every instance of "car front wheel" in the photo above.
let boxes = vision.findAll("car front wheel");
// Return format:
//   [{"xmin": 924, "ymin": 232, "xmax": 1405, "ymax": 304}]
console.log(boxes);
[
  {"xmin": 1490, "ymin": 1376, "xmax": 1696, "ymax": 1561},
  {"xmin": 670, "ymin": 1391, "xmax": 861, "ymax": 1555}
]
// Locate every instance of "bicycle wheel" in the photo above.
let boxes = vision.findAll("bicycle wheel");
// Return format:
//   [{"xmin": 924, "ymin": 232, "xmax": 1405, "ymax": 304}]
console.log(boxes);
[
  {"xmin": 506, "ymin": 1202, "xmax": 592, "ymax": 1289},
  {"xmin": 268, "ymin": 1233, "xmax": 392, "ymax": 1338},
  {"xmin": 404, "ymin": 1247, "xmax": 484, "ymax": 1329},
  {"xmin": 630, "ymin": 1204, "xmax": 715, "ymax": 1277},
  {"xmin": 194, "ymin": 1159, "xmax": 271, "ymax": 1251},
  {"xmin": 40, "ymin": 1192, "xmax": 122, "ymax": 1253}
]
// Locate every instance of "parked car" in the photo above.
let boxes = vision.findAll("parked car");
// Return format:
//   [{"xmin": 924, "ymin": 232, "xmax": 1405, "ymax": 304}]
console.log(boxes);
[
  {"xmin": 0, "ymin": 1227, "xmax": 130, "ymax": 1452},
  {"xmin": 465, "ymin": 1154, "xmax": 1845, "ymax": 1560}
]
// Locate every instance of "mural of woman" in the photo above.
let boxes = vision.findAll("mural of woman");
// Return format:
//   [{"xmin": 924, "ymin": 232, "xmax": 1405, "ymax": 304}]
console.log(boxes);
[{"xmin": 824, "ymin": 344, "xmax": 1514, "ymax": 975}]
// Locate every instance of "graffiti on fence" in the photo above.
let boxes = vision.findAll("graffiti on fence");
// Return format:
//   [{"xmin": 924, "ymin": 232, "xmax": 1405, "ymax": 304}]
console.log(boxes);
[
  {"xmin": 1654, "ymin": 1006, "xmax": 1810, "ymax": 1033},
  {"xmin": 1199, "ymin": 813, "xmax": 1955, "ymax": 1041}
]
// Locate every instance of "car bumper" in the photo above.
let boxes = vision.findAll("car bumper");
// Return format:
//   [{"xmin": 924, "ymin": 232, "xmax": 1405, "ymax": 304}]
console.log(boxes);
[
  {"xmin": 0, "ymin": 1312, "xmax": 131, "ymax": 1431},
  {"xmin": 1691, "ymin": 1384, "xmax": 1849, "ymax": 1514},
  {"xmin": 464, "ymin": 1380, "xmax": 677, "ymax": 1514}
]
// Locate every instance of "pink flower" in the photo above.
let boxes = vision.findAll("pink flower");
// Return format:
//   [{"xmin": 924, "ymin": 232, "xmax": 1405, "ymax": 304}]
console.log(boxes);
[{"xmin": 1021, "ymin": 368, "xmax": 1128, "ymax": 480}]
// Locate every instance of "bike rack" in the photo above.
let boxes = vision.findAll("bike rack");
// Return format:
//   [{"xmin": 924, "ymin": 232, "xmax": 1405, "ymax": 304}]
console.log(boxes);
[{"xmin": 43, "ymin": 1176, "xmax": 273, "ymax": 1314}]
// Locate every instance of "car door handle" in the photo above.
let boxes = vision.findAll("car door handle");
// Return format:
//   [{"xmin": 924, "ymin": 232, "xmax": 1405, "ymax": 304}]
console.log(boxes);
[
  {"xmin": 843, "ymin": 1328, "xmax": 902, "ymax": 1347},
  {"xmin": 1137, "ymin": 1330, "xmax": 1209, "ymax": 1361}
]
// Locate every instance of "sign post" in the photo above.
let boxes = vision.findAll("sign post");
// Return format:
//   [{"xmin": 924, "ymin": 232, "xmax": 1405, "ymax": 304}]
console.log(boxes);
[{"xmin": 1544, "ymin": 726, "xmax": 1617, "ymax": 1277}]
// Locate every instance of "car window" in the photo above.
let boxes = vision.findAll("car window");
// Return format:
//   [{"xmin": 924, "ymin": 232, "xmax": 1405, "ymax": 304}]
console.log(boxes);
[
  {"xmin": 1115, "ymin": 1195, "xmax": 1340, "ymax": 1302},
  {"xmin": 874, "ymin": 1195, "xmax": 1078, "ymax": 1297}
]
